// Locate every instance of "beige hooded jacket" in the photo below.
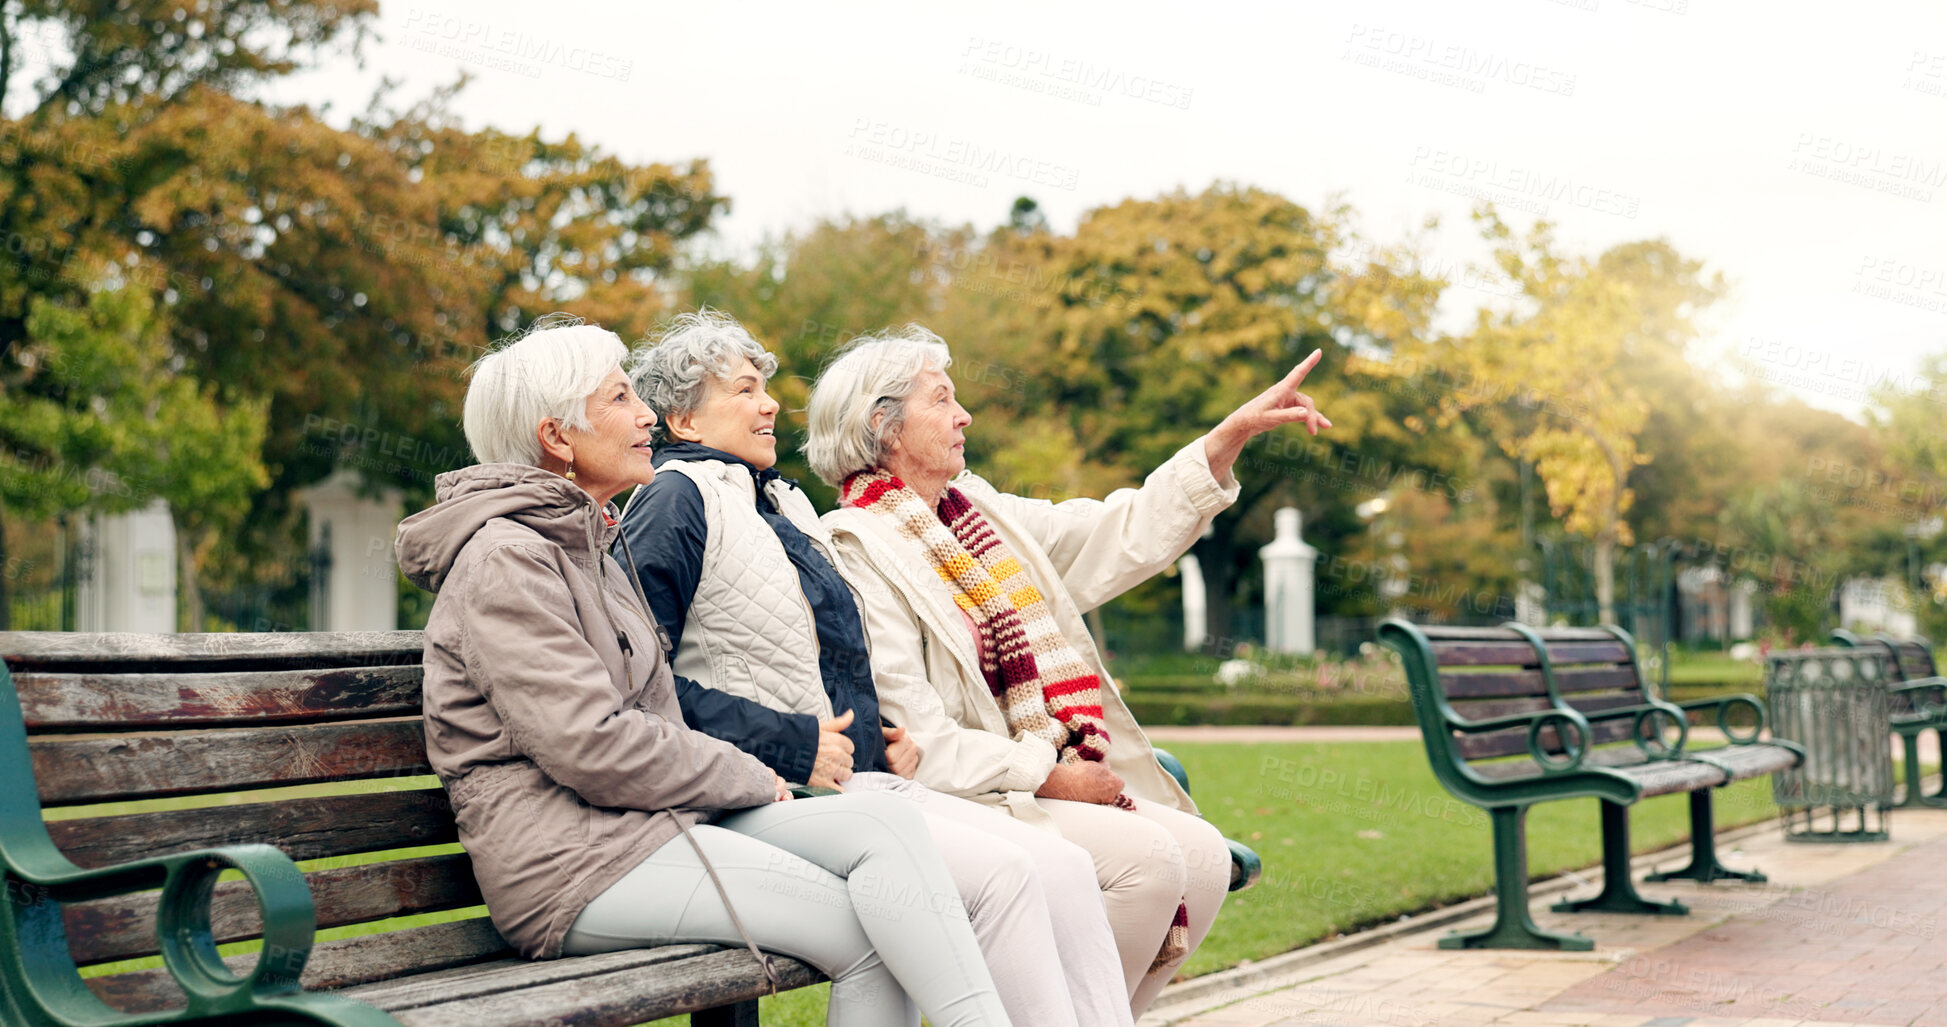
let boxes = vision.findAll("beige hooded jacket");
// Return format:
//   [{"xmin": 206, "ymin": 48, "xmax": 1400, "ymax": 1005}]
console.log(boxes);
[{"xmin": 396, "ymin": 464, "xmax": 777, "ymax": 959}]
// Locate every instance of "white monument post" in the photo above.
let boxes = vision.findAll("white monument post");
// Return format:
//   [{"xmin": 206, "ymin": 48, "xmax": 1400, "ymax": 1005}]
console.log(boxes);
[
  {"xmin": 296, "ymin": 469, "xmax": 403, "ymax": 632},
  {"xmin": 1177, "ymin": 554, "xmax": 1207, "ymax": 652},
  {"xmin": 74, "ymin": 499, "xmax": 178, "ymax": 632},
  {"xmin": 1260, "ymin": 507, "xmax": 1318, "ymax": 654}
]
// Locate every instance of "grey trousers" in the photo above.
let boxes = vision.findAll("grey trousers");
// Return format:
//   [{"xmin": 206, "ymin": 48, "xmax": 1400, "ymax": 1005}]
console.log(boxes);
[{"xmin": 562, "ymin": 791, "xmax": 1011, "ymax": 1027}]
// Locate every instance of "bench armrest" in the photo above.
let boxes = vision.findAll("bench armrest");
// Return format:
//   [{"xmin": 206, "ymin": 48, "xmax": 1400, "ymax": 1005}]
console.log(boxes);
[
  {"xmin": 1449, "ymin": 706, "xmax": 1594, "ymax": 773},
  {"xmin": 1672, "ymin": 694, "xmax": 1768, "ymax": 743},
  {"xmin": 11, "ymin": 843, "xmax": 374, "ymax": 1023},
  {"xmin": 1577, "ymin": 699, "xmax": 1690, "ymax": 759}
]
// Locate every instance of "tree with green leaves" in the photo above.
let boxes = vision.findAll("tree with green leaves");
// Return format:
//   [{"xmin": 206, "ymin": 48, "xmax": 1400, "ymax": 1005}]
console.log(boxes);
[{"xmin": 4, "ymin": 285, "xmax": 267, "ymax": 627}]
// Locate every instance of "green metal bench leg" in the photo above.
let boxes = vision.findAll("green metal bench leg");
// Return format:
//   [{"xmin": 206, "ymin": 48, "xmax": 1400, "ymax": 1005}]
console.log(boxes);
[
  {"xmin": 1895, "ymin": 731, "xmax": 1947, "ymax": 809},
  {"xmin": 1552, "ymin": 800, "xmax": 1688, "ymax": 915},
  {"xmin": 1645, "ymin": 788, "xmax": 1766, "ymax": 883},
  {"xmin": 1440, "ymin": 806, "xmax": 1592, "ymax": 951}
]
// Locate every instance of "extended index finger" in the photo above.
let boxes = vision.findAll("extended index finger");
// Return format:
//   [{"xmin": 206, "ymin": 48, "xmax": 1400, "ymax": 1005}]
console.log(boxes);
[{"xmin": 1282, "ymin": 348, "xmax": 1324, "ymax": 388}]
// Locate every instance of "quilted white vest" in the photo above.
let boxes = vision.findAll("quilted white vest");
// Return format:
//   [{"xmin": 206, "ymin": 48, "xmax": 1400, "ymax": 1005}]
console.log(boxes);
[{"xmin": 658, "ymin": 459, "xmax": 832, "ymax": 719}]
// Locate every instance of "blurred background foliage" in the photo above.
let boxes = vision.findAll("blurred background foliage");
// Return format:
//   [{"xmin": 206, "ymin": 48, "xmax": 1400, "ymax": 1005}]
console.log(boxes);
[{"xmin": 1, "ymin": 0, "xmax": 1941, "ymax": 647}]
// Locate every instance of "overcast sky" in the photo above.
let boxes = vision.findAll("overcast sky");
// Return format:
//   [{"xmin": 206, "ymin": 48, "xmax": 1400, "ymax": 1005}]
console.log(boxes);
[{"xmin": 276, "ymin": 0, "xmax": 1947, "ymax": 423}]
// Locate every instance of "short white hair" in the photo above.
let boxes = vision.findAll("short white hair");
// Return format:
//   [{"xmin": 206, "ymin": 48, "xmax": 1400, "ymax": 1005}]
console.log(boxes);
[
  {"xmin": 805, "ymin": 324, "xmax": 952, "ymax": 487},
  {"xmin": 462, "ymin": 314, "xmax": 628, "ymax": 466},
  {"xmin": 631, "ymin": 309, "xmax": 780, "ymax": 439}
]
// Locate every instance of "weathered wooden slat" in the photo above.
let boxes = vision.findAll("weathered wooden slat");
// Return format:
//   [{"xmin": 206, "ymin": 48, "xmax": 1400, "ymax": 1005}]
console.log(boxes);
[
  {"xmin": 346, "ymin": 945, "xmax": 722, "ymax": 1012},
  {"xmin": 48, "ymin": 788, "xmax": 455, "ymax": 869},
  {"xmin": 1438, "ymin": 666, "xmax": 1642, "ymax": 700},
  {"xmin": 1454, "ymin": 716, "xmax": 1641, "ymax": 760},
  {"xmin": 67, "ymin": 854, "xmax": 481, "ymax": 966},
  {"xmin": 1414, "ymin": 625, "xmax": 1618, "ymax": 642},
  {"xmin": 14, "ymin": 665, "xmax": 422, "ymax": 732},
  {"xmin": 1431, "ymin": 641, "xmax": 1540, "ymax": 667},
  {"xmin": 83, "ymin": 918, "xmax": 509, "ymax": 1014},
  {"xmin": 1432, "ymin": 640, "xmax": 1631, "ymax": 668},
  {"xmin": 1445, "ymin": 696, "xmax": 1552, "ymax": 722},
  {"xmin": 1439, "ymin": 671, "xmax": 1551, "ymax": 700},
  {"xmin": 1450, "ymin": 694, "xmax": 1650, "ymax": 760},
  {"xmin": 387, "ymin": 947, "xmax": 826, "ymax": 1027},
  {"xmin": 33, "ymin": 720, "xmax": 429, "ymax": 805},
  {"xmin": 0, "ymin": 631, "xmax": 424, "ymax": 670}
]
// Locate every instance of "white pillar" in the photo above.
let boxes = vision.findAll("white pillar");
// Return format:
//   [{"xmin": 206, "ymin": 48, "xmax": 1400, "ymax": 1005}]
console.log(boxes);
[
  {"xmin": 1728, "ymin": 580, "xmax": 1756, "ymax": 640},
  {"xmin": 1259, "ymin": 507, "xmax": 1318, "ymax": 654},
  {"xmin": 296, "ymin": 470, "xmax": 403, "ymax": 632},
  {"xmin": 74, "ymin": 499, "xmax": 178, "ymax": 633},
  {"xmin": 1178, "ymin": 554, "xmax": 1207, "ymax": 652}
]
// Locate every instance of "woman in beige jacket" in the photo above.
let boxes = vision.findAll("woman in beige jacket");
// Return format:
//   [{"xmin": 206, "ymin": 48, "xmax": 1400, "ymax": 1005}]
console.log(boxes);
[
  {"xmin": 808, "ymin": 325, "xmax": 1331, "ymax": 1014},
  {"xmin": 395, "ymin": 316, "xmax": 1010, "ymax": 1027}
]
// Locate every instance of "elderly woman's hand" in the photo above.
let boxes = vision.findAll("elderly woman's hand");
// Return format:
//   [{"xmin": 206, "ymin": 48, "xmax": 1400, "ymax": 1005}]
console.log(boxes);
[
  {"xmin": 1034, "ymin": 762, "xmax": 1125, "ymax": 804},
  {"xmin": 1204, "ymin": 349, "xmax": 1332, "ymax": 482},
  {"xmin": 882, "ymin": 724, "xmax": 922, "ymax": 779}
]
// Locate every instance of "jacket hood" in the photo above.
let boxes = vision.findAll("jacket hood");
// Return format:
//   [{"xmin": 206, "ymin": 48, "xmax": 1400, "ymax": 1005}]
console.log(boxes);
[{"xmin": 396, "ymin": 463, "xmax": 620, "ymax": 593}]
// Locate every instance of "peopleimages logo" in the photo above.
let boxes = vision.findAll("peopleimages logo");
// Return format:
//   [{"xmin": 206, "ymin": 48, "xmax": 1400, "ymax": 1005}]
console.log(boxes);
[{"xmin": 1343, "ymin": 24, "xmax": 1577, "ymax": 97}]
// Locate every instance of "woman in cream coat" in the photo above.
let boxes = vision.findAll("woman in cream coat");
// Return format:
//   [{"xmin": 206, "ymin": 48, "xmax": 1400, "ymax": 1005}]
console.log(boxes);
[{"xmin": 808, "ymin": 324, "xmax": 1332, "ymax": 1014}]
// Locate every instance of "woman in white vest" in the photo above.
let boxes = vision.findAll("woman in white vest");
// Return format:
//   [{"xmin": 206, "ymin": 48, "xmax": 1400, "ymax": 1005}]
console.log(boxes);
[
  {"xmin": 808, "ymin": 324, "xmax": 1331, "ymax": 1015},
  {"xmin": 618, "ymin": 310, "xmax": 1133, "ymax": 1027}
]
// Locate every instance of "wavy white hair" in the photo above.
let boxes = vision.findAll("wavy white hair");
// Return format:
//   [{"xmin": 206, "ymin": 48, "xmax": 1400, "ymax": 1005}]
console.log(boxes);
[
  {"xmin": 804, "ymin": 324, "xmax": 953, "ymax": 487},
  {"xmin": 630, "ymin": 309, "xmax": 780, "ymax": 439},
  {"xmin": 462, "ymin": 313, "xmax": 628, "ymax": 466}
]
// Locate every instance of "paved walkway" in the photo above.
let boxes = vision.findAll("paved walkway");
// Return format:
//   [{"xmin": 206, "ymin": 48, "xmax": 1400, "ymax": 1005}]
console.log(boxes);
[{"xmin": 1145, "ymin": 806, "xmax": 1947, "ymax": 1027}]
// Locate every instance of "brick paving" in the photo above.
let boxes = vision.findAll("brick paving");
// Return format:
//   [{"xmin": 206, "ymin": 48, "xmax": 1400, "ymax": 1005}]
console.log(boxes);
[{"xmin": 1146, "ymin": 808, "xmax": 1947, "ymax": 1027}]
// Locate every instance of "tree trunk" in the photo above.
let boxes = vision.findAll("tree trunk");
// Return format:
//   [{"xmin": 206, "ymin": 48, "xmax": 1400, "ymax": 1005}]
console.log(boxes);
[
  {"xmin": 1594, "ymin": 532, "xmax": 1616, "ymax": 625},
  {"xmin": 0, "ymin": 505, "xmax": 10, "ymax": 631},
  {"xmin": 1193, "ymin": 529, "xmax": 1235, "ymax": 656},
  {"xmin": 175, "ymin": 516, "xmax": 203, "ymax": 633}
]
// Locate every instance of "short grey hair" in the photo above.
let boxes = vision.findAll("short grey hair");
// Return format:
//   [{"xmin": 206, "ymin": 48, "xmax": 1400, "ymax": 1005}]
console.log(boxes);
[
  {"xmin": 805, "ymin": 324, "xmax": 953, "ymax": 487},
  {"xmin": 631, "ymin": 309, "xmax": 779, "ymax": 439},
  {"xmin": 462, "ymin": 313, "xmax": 628, "ymax": 466}
]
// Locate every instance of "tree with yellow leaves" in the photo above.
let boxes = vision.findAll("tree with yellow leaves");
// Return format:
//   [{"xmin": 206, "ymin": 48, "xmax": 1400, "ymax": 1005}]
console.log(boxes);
[{"xmin": 1441, "ymin": 208, "xmax": 1722, "ymax": 623}]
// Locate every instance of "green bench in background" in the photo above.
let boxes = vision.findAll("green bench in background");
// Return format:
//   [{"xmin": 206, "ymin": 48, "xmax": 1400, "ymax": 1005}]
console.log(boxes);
[
  {"xmin": 1378, "ymin": 620, "xmax": 1802, "ymax": 951},
  {"xmin": 1831, "ymin": 630, "xmax": 1946, "ymax": 808}
]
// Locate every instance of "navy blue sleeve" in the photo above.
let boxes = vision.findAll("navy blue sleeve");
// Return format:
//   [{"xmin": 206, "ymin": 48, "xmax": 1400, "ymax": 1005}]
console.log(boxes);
[
  {"xmin": 618, "ymin": 471, "xmax": 820, "ymax": 784},
  {"xmin": 618, "ymin": 472, "xmax": 707, "ymax": 654},
  {"xmin": 672, "ymin": 675, "xmax": 819, "ymax": 784}
]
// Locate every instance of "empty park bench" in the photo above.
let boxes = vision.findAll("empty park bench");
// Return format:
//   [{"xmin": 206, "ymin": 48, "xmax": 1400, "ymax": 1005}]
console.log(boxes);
[
  {"xmin": 1831, "ymin": 630, "xmax": 1946, "ymax": 809},
  {"xmin": 1377, "ymin": 619, "xmax": 1803, "ymax": 951},
  {"xmin": 0, "ymin": 630, "xmax": 822, "ymax": 1027}
]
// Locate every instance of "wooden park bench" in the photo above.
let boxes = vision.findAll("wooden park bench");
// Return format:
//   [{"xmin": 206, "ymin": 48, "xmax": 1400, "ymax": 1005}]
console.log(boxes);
[
  {"xmin": 0, "ymin": 630, "xmax": 822, "ymax": 1027},
  {"xmin": 1831, "ymin": 630, "xmax": 1946, "ymax": 808},
  {"xmin": 1377, "ymin": 620, "xmax": 1803, "ymax": 951}
]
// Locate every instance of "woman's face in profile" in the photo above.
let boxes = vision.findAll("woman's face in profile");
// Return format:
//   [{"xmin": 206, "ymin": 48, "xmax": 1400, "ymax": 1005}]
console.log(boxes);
[
  {"xmin": 884, "ymin": 368, "xmax": 972, "ymax": 486},
  {"xmin": 565, "ymin": 367, "xmax": 658, "ymax": 504}
]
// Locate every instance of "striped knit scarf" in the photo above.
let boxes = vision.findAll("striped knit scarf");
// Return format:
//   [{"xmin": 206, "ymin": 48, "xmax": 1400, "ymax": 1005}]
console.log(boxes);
[{"xmin": 842, "ymin": 468, "xmax": 1190, "ymax": 970}]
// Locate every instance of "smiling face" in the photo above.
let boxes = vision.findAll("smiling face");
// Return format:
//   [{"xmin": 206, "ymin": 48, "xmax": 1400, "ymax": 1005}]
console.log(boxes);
[
  {"xmin": 552, "ymin": 367, "xmax": 658, "ymax": 506},
  {"xmin": 666, "ymin": 357, "xmax": 782, "ymax": 470},
  {"xmin": 881, "ymin": 368, "xmax": 971, "ymax": 494}
]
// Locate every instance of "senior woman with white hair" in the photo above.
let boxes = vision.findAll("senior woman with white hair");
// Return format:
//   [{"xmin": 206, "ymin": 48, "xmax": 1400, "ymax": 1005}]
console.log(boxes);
[
  {"xmin": 393, "ymin": 315, "xmax": 1010, "ymax": 1027},
  {"xmin": 619, "ymin": 309, "xmax": 1134, "ymax": 1027},
  {"xmin": 809, "ymin": 325, "xmax": 1332, "ymax": 1015}
]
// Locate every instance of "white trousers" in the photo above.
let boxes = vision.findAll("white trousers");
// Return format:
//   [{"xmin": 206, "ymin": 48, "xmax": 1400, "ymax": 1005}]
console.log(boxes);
[
  {"xmin": 561, "ymin": 791, "xmax": 1009, "ymax": 1027},
  {"xmin": 848, "ymin": 772, "xmax": 1135, "ymax": 1027},
  {"xmin": 1039, "ymin": 797, "xmax": 1231, "ymax": 1016}
]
